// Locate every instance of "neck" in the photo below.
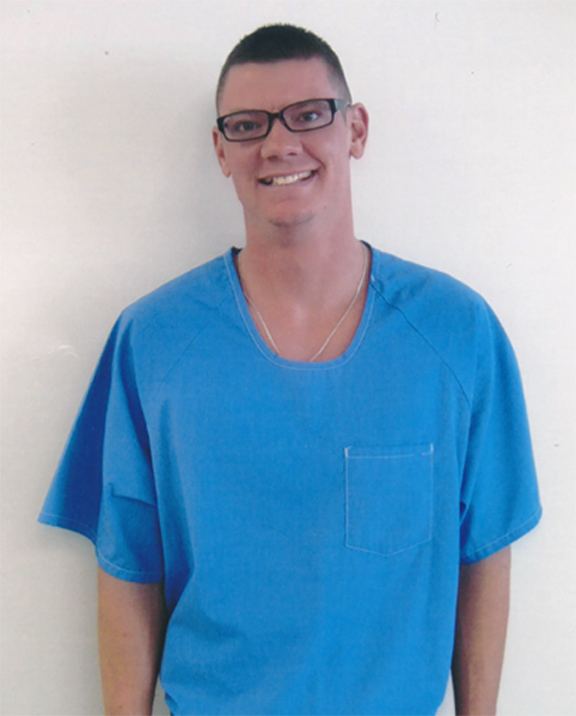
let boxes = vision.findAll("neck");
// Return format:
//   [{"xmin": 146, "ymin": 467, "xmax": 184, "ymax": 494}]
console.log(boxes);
[{"xmin": 236, "ymin": 221, "xmax": 368, "ymax": 318}]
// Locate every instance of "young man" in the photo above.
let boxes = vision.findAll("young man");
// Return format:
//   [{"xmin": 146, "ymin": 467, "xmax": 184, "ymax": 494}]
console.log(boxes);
[{"xmin": 38, "ymin": 24, "xmax": 542, "ymax": 716}]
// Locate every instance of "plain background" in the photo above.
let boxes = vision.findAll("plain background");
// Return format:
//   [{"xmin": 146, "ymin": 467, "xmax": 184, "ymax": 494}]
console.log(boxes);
[{"xmin": 1, "ymin": 1, "xmax": 575, "ymax": 714}]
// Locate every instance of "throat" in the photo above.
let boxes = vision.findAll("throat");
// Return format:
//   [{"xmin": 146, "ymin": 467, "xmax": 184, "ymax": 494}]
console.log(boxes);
[
  {"xmin": 234, "ymin": 244, "xmax": 372, "ymax": 362},
  {"xmin": 234, "ymin": 241, "xmax": 371, "ymax": 312},
  {"xmin": 247, "ymin": 290, "xmax": 368, "ymax": 363}
]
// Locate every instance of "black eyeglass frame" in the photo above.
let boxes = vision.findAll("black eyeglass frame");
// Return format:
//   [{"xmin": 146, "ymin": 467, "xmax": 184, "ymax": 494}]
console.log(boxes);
[{"xmin": 216, "ymin": 98, "xmax": 350, "ymax": 142}]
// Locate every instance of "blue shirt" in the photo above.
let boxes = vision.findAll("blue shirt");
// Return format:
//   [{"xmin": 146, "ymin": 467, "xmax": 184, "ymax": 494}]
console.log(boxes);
[{"xmin": 38, "ymin": 241, "xmax": 542, "ymax": 715}]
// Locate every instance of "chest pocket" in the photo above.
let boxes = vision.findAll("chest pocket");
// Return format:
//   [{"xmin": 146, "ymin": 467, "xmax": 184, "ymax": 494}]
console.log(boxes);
[{"xmin": 344, "ymin": 443, "xmax": 434, "ymax": 557}]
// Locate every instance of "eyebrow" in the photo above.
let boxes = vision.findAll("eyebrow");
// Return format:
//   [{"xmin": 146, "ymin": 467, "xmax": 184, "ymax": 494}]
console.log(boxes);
[{"xmin": 219, "ymin": 98, "xmax": 324, "ymax": 116}]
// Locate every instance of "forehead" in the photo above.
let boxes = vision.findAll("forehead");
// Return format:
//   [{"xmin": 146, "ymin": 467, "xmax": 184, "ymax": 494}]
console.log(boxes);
[{"xmin": 219, "ymin": 58, "xmax": 341, "ymax": 114}]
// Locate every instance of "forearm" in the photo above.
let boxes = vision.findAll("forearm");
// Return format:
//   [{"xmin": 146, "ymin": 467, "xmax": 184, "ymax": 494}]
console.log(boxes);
[
  {"xmin": 97, "ymin": 567, "xmax": 167, "ymax": 716},
  {"xmin": 451, "ymin": 546, "xmax": 511, "ymax": 716}
]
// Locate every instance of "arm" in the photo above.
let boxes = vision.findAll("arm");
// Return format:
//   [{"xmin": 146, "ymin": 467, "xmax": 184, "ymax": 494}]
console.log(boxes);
[
  {"xmin": 451, "ymin": 546, "xmax": 511, "ymax": 716},
  {"xmin": 97, "ymin": 567, "xmax": 167, "ymax": 716}
]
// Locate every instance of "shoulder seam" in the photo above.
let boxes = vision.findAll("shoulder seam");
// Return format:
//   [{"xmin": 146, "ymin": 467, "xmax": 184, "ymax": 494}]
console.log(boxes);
[
  {"xmin": 371, "ymin": 281, "xmax": 473, "ymax": 409},
  {"xmin": 147, "ymin": 292, "xmax": 232, "ymax": 401}
]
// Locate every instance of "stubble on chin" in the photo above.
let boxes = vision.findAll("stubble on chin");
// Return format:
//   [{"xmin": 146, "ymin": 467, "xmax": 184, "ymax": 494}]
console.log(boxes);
[
  {"xmin": 243, "ymin": 196, "xmax": 319, "ymax": 234},
  {"xmin": 268, "ymin": 212, "xmax": 315, "ymax": 229}
]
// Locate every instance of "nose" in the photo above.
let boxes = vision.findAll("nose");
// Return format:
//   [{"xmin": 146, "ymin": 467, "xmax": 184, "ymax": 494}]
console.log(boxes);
[{"xmin": 259, "ymin": 117, "xmax": 303, "ymax": 160}]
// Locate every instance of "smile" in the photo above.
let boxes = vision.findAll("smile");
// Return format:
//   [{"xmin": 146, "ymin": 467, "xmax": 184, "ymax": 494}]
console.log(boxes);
[{"xmin": 259, "ymin": 170, "xmax": 316, "ymax": 186}]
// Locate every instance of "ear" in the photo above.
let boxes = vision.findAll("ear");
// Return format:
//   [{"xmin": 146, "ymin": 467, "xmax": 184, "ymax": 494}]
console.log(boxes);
[
  {"xmin": 347, "ymin": 103, "xmax": 369, "ymax": 159},
  {"xmin": 212, "ymin": 126, "xmax": 232, "ymax": 177}
]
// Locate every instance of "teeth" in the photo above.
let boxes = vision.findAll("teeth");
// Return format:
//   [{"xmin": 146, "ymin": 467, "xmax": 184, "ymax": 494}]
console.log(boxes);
[{"xmin": 263, "ymin": 171, "xmax": 313, "ymax": 186}]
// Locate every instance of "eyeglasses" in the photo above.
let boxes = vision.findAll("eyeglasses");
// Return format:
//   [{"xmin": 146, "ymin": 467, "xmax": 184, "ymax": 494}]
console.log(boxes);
[{"xmin": 217, "ymin": 98, "xmax": 349, "ymax": 142}]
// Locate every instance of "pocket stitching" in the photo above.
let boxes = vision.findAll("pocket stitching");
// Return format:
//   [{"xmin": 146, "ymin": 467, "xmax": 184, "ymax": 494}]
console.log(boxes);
[{"xmin": 344, "ymin": 444, "xmax": 434, "ymax": 557}]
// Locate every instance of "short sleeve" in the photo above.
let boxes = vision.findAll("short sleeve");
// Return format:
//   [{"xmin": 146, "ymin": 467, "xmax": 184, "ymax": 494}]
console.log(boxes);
[
  {"xmin": 37, "ymin": 315, "xmax": 164, "ymax": 583},
  {"xmin": 459, "ymin": 300, "xmax": 542, "ymax": 564}
]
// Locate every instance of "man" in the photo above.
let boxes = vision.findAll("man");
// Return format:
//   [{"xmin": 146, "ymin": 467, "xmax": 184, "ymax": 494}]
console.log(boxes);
[{"xmin": 38, "ymin": 24, "xmax": 542, "ymax": 716}]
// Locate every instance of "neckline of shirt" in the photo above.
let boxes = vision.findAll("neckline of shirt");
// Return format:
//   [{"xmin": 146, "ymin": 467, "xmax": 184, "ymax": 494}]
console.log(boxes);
[{"xmin": 223, "ymin": 240, "xmax": 378, "ymax": 371}]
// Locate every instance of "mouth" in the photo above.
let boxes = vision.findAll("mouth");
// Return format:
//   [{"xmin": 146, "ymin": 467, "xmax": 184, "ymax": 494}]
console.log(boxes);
[{"xmin": 258, "ymin": 170, "xmax": 317, "ymax": 187}]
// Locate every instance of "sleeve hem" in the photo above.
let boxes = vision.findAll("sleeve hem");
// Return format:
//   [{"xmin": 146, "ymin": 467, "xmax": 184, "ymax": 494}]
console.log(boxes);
[
  {"xmin": 460, "ymin": 505, "xmax": 543, "ymax": 564},
  {"xmin": 37, "ymin": 511, "xmax": 97, "ymax": 542},
  {"xmin": 37, "ymin": 512, "xmax": 164, "ymax": 584}
]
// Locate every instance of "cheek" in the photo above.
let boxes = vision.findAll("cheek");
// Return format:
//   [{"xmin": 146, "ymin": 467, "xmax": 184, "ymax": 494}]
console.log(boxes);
[
  {"xmin": 230, "ymin": 174, "xmax": 250, "ymax": 200},
  {"xmin": 310, "ymin": 133, "xmax": 350, "ymax": 170},
  {"xmin": 229, "ymin": 155, "xmax": 258, "ymax": 185},
  {"xmin": 320, "ymin": 149, "xmax": 351, "ymax": 186},
  {"xmin": 229, "ymin": 166, "xmax": 259, "ymax": 207}
]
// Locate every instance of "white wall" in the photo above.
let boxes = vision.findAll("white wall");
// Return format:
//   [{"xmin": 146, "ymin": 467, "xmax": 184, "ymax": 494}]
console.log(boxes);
[{"xmin": 2, "ymin": 1, "xmax": 575, "ymax": 714}]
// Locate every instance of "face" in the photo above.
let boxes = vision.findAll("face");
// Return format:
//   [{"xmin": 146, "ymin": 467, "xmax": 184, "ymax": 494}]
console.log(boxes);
[{"xmin": 212, "ymin": 57, "xmax": 369, "ymax": 232}]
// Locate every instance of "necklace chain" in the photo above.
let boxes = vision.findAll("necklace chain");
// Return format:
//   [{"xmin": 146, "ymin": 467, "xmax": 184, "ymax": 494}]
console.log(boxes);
[{"xmin": 241, "ymin": 242, "xmax": 369, "ymax": 362}]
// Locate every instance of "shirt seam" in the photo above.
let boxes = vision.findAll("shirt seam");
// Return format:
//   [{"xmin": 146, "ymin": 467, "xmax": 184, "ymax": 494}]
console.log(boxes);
[
  {"xmin": 371, "ymin": 281, "xmax": 473, "ymax": 410},
  {"xmin": 117, "ymin": 258, "xmax": 232, "ymax": 404},
  {"xmin": 38, "ymin": 511, "xmax": 163, "ymax": 580},
  {"xmin": 146, "ymin": 292, "xmax": 232, "ymax": 402},
  {"xmin": 38, "ymin": 511, "xmax": 97, "ymax": 540},
  {"xmin": 460, "ymin": 506, "xmax": 543, "ymax": 562},
  {"xmin": 223, "ymin": 248, "xmax": 376, "ymax": 371}
]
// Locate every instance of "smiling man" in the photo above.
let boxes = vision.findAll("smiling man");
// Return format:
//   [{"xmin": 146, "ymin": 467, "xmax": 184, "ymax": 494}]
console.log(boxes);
[
  {"xmin": 211, "ymin": 49, "xmax": 371, "ymax": 366},
  {"xmin": 38, "ymin": 24, "xmax": 542, "ymax": 716}
]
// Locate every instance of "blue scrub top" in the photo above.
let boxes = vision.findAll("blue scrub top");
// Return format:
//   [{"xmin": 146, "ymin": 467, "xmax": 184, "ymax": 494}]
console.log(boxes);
[{"xmin": 38, "ymin": 242, "xmax": 542, "ymax": 715}]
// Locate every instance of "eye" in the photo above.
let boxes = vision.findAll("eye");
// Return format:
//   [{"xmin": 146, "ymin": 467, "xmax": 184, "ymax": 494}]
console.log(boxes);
[
  {"xmin": 299, "ymin": 110, "xmax": 321, "ymax": 123},
  {"xmin": 286, "ymin": 101, "xmax": 331, "ymax": 129},
  {"xmin": 232, "ymin": 120, "xmax": 261, "ymax": 133}
]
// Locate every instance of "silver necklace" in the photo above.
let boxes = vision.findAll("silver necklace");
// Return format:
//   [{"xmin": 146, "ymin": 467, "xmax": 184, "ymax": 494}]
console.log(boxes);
[{"xmin": 240, "ymin": 242, "xmax": 369, "ymax": 362}]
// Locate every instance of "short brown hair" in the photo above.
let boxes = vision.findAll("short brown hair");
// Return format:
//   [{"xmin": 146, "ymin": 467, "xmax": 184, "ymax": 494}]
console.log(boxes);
[{"xmin": 216, "ymin": 24, "xmax": 352, "ymax": 111}]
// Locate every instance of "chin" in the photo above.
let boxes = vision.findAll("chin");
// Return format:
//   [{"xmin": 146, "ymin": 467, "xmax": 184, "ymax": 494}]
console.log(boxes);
[{"xmin": 267, "ymin": 210, "xmax": 316, "ymax": 229}]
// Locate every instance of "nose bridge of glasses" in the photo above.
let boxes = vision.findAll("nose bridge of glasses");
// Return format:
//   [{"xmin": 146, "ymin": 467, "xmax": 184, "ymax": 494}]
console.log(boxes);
[
  {"xmin": 262, "ymin": 109, "xmax": 301, "ymax": 146},
  {"xmin": 265, "ymin": 108, "xmax": 294, "ymax": 135}
]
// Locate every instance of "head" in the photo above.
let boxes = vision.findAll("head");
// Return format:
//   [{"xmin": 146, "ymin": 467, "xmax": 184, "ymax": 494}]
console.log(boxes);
[
  {"xmin": 212, "ymin": 24, "xmax": 368, "ymax": 233},
  {"xmin": 215, "ymin": 24, "xmax": 352, "ymax": 114}
]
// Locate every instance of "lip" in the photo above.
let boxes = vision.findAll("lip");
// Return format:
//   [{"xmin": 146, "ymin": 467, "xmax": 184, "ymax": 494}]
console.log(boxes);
[{"xmin": 257, "ymin": 169, "xmax": 318, "ymax": 186}]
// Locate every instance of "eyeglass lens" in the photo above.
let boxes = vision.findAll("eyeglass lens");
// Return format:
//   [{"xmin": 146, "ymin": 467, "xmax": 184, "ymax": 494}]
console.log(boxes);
[{"xmin": 222, "ymin": 99, "xmax": 334, "ymax": 141}]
